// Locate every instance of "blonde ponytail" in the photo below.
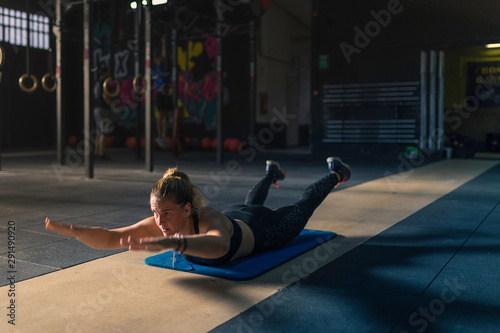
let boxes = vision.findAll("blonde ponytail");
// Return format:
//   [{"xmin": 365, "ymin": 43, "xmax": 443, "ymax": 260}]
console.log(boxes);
[{"xmin": 151, "ymin": 168, "xmax": 205, "ymax": 212}]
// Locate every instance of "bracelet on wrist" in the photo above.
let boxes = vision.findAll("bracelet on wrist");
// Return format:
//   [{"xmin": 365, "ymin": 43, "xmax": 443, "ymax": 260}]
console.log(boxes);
[
  {"xmin": 172, "ymin": 234, "xmax": 187, "ymax": 253},
  {"xmin": 173, "ymin": 236, "xmax": 181, "ymax": 252},
  {"xmin": 179, "ymin": 237, "xmax": 187, "ymax": 253}
]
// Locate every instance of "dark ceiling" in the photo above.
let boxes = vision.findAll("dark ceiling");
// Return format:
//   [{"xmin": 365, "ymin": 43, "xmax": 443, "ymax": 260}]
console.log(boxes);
[{"xmin": 3, "ymin": 0, "xmax": 500, "ymax": 48}]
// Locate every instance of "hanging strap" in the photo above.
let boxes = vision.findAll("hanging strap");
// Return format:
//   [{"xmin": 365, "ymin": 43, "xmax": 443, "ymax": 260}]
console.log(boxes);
[
  {"xmin": 42, "ymin": 20, "xmax": 57, "ymax": 93},
  {"xmin": 26, "ymin": 0, "xmax": 30, "ymax": 75},
  {"xmin": 19, "ymin": 0, "xmax": 38, "ymax": 93},
  {"xmin": 103, "ymin": 0, "xmax": 120, "ymax": 98}
]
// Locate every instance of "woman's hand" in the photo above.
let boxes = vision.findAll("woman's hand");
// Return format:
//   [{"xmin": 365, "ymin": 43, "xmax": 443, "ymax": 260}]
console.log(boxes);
[
  {"xmin": 120, "ymin": 235, "xmax": 175, "ymax": 252},
  {"xmin": 45, "ymin": 217, "xmax": 77, "ymax": 238}
]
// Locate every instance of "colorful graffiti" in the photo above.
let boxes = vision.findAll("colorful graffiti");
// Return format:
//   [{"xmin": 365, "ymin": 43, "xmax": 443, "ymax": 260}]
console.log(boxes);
[
  {"xmin": 91, "ymin": 21, "xmax": 227, "ymax": 130},
  {"xmin": 177, "ymin": 40, "xmax": 204, "ymax": 71},
  {"xmin": 91, "ymin": 22, "xmax": 137, "ymax": 128},
  {"xmin": 176, "ymin": 35, "xmax": 226, "ymax": 129}
]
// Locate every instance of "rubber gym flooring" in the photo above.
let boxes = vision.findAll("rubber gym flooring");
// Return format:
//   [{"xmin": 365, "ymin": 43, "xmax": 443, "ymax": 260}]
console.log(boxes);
[{"xmin": 0, "ymin": 148, "xmax": 498, "ymax": 332}]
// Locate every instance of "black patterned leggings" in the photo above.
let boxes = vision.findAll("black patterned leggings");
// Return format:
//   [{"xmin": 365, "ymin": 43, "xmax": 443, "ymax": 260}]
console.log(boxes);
[{"xmin": 222, "ymin": 173, "xmax": 339, "ymax": 254}]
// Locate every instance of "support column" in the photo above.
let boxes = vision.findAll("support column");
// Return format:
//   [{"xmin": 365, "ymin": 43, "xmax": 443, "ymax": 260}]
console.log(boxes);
[
  {"xmin": 144, "ymin": 0, "xmax": 153, "ymax": 171},
  {"xmin": 419, "ymin": 51, "xmax": 427, "ymax": 151},
  {"xmin": 136, "ymin": 3, "xmax": 143, "ymax": 161},
  {"xmin": 171, "ymin": 28, "xmax": 177, "ymax": 127},
  {"xmin": 216, "ymin": 9, "xmax": 223, "ymax": 164},
  {"xmin": 428, "ymin": 50, "xmax": 437, "ymax": 150},
  {"xmin": 0, "ymin": 42, "xmax": 2, "ymax": 169},
  {"xmin": 83, "ymin": 0, "xmax": 94, "ymax": 178},
  {"xmin": 437, "ymin": 50, "xmax": 445, "ymax": 151},
  {"xmin": 249, "ymin": 20, "xmax": 256, "ymax": 138},
  {"xmin": 56, "ymin": 0, "xmax": 64, "ymax": 165}
]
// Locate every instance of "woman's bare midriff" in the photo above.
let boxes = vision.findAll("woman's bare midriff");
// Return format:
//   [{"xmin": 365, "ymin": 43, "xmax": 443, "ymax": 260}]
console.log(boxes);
[{"xmin": 230, "ymin": 219, "xmax": 255, "ymax": 261}]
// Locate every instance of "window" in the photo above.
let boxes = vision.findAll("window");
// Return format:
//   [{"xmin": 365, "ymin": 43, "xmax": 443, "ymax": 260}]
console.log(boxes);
[{"xmin": 0, "ymin": 7, "xmax": 50, "ymax": 50}]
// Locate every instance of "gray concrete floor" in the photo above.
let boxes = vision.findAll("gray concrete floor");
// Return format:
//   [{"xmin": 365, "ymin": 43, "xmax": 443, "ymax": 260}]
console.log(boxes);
[
  {"xmin": 2, "ymin": 148, "xmax": 498, "ymax": 332},
  {"xmin": 0, "ymin": 148, "xmax": 404, "ymax": 286}
]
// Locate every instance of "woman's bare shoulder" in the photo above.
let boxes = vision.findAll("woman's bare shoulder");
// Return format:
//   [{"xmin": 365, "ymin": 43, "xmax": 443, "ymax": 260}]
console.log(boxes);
[
  {"xmin": 197, "ymin": 206, "xmax": 230, "ymax": 231},
  {"xmin": 198, "ymin": 206, "xmax": 223, "ymax": 217}
]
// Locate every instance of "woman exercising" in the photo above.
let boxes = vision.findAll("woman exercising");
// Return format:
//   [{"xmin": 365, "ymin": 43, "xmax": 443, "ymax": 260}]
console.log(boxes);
[{"xmin": 45, "ymin": 157, "xmax": 351, "ymax": 266}]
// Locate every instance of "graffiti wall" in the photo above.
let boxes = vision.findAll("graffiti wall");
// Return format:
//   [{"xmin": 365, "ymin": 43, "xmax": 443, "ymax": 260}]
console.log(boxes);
[
  {"xmin": 90, "ymin": 11, "xmax": 241, "ymax": 139},
  {"xmin": 175, "ymin": 35, "xmax": 227, "ymax": 130}
]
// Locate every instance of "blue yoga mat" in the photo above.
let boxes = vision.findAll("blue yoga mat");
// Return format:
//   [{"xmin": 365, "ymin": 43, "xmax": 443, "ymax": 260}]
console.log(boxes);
[{"xmin": 145, "ymin": 229, "xmax": 337, "ymax": 280}]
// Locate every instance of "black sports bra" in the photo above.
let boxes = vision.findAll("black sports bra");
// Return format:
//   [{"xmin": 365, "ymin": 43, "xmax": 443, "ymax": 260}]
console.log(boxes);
[{"xmin": 181, "ymin": 213, "xmax": 243, "ymax": 266}]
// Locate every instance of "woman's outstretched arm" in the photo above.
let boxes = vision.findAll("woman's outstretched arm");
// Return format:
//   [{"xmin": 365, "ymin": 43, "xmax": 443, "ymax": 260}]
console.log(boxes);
[
  {"xmin": 45, "ymin": 216, "xmax": 162, "ymax": 250},
  {"xmin": 121, "ymin": 230, "xmax": 230, "ymax": 259},
  {"xmin": 122, "ymin": 208, "xmax": 232, "ymax": 259}
]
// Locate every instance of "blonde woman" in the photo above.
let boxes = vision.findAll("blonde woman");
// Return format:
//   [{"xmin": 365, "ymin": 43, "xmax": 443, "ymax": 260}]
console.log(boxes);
[{"xmin": 45, "ymin": 158, "xmax": 351, "ymax": 265}]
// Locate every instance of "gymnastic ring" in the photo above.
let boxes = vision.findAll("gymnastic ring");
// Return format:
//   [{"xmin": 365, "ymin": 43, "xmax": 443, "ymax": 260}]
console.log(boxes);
[
  {"xmin": 132, "ymin": 74, "xmax": 146, "ymax": 95},
  {"xmin": 0, "ymin": 44, "xmax": 5, "ymax": 71},
  {"xmin": 103, "ymin": 77, "xmax": 121, "ymax": 98},
  {"xmin": 41, "ymin": 73, "xmax": 57, "ymax": 92},
  {"xmin": 19, "ymin": 73, "xmax": 39, "ymax": 93}
]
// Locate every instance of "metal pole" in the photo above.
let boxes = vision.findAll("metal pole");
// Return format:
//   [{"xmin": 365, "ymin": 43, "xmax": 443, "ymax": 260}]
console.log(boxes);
[
  {"xmin": 26, "ymin": 0, "xmax": 31, "ymax": 77},
  {"xmin": 428, "ymin": 50, "xmax": 436, "ymax": 151},
  {"xmin": 172, "ymin": 28, "xmax": 177, "ymax": 121},
  {"xmin": 177, "ymin": 31, "xmax": 189, "ymax": 155},
  {"xmin": 136, "ymin": 3, "xmax": 143, "ymax": 160},
  {"xmin": 134, "ymin": 5, "xmax": 140, "ymax": 78},
  {"xmin": 0, "ymin": 108, "xmax": 1, "ymax": 170},
  {"xmin": 0, "ymin": 77, "xmax": 2, "ymax": 169},
  {"xmin": 419, "ymin": 51, "xmax": 427, "ymax": 151},
  {"xmin": 173, "ymin": 30, "xmax": 187, "ymax": 156},
  {"xmin": 144, "ymin": 0, "xmax": 153, "ymax": 171},
  {"xmin": 437, "ymin": 50, "xmax": 445, "ymax": 151},
  {"xmin": 109, "ymin": 0, "xmax": 116, "ymax": 77},
  {"xmin": 56, "ymin": 0, "xmax": 64, "ymax": 165},
  {"xmin": 216, "ymin": 9, "xmax": 223, "ymax": 164},
  {"xmin": 249, "ymin": 20, "xmax": 256, "ymax": 138},
  {"xmin": 83, "ymin": 0, "xmax": 94, "ymax": 178}
]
